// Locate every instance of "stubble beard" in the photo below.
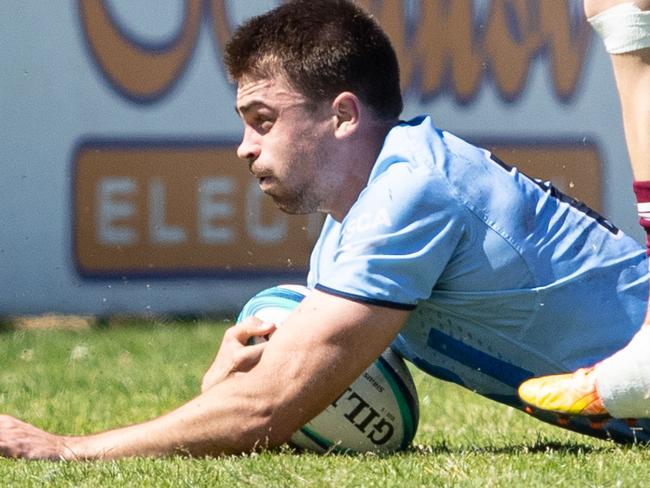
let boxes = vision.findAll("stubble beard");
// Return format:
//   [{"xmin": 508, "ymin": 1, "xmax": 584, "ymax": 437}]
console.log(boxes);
[
  {"xmin": 269, "ymin": 182, "xmax": 321, "ymax": 215},
  {"xmin": 249, "ymin": 162, "xmax": 320, "ymax": 215},
  {"xmin": 266, "ymin": 152, "xmax": 328, "ymax": 216}
]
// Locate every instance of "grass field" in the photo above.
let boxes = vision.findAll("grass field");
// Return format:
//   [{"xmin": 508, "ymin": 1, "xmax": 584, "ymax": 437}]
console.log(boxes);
[{"xmin": 0, "ymin": 321, "xmax": 649, "ymax": 487}]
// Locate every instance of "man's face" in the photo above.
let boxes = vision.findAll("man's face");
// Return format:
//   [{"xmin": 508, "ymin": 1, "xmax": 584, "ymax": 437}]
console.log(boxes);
[{"xmin": 235, "ymin": 76, "xmax": 334, "ymax": 215}]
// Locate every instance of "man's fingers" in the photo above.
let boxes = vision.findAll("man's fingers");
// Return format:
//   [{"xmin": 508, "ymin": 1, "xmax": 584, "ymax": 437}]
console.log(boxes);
[
  {"xmin": 202, "ymin": 341, "xmax": 268, "ymax": 392},
  {"xmin": 201, "ymin": 320, "xmax": 277, "ymax": 392},
  {"xmin": 0, "ymin": 415, "xmax": 65, "ymax": 460},
  {"xmin": 227, "ymin": 317, "xmax": 277, "ymax": 344},
  {"xmin": 231, "ymin": 341, "xmax": 268, "ymax": 372}
]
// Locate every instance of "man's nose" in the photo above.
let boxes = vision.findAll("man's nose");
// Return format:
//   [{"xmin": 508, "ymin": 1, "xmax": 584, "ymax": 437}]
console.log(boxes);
[{"xmin": 236, "ymin": 127, "xmax": 261, "ymax": 161}]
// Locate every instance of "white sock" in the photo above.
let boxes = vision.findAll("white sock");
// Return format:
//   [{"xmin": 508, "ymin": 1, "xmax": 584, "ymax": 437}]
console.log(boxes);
[
  {"xmin": 596, "ymin": 326, "xmax": 650, "ymax": 418},
  {"xmin": 588, "ymin": 3, "xmax": 650, "ymax": 54}
]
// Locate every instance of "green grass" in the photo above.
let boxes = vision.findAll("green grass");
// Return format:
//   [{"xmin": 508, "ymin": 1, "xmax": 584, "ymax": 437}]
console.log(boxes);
[{"xmin": 0, "ymin": 322, "xmax": 649, "ymax": 487}]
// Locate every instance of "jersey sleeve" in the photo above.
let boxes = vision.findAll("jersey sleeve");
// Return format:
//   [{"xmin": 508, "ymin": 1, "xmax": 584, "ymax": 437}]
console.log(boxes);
[{"xmin": 314, "ymin": 162, "xmax": 466, "ymax": 308}]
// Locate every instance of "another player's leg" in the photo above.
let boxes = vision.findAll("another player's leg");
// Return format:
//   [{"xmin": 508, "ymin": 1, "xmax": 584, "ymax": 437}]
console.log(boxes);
[{"xmin": 519, "ymin": 0, "xmax": 650, "ymax": 419}]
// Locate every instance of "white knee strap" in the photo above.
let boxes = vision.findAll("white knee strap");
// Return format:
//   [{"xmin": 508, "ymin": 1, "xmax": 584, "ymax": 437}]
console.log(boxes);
[{"xmin": 588, "ymin": 3, "xmax": 650, "ymax": 54}]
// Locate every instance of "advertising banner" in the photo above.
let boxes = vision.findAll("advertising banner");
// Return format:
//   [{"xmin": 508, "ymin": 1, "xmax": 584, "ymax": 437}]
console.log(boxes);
[{"xmin": 1, "ymin": 1, "xmax": 638, "ymax": 315}]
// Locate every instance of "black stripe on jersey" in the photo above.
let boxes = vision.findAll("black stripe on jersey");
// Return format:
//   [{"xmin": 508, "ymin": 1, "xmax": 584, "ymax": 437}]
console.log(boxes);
[
  {"xmin": 489, "ymin": 153, "xmax": 619, "ymax": 235},
  {"xmin": 314, "ymin": 284, "xmax": 416, "ymax": 311}
]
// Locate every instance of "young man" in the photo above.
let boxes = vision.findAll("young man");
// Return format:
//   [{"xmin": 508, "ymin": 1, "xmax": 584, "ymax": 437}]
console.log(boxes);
[
  {"xmin": 519, "ymin": 0, "xmax": 650, "ymax": 419},
  {"xmin": 0, "ymin": 0, "xmax": 648, "ymax": 459}
]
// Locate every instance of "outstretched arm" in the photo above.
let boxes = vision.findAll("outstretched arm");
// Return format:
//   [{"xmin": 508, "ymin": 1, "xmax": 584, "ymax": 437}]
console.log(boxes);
[{"xmin": 0, "ymin": 290, "xmax": 408, "ymax": 460}]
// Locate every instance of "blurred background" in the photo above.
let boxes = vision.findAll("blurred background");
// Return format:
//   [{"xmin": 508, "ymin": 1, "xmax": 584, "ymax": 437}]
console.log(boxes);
[{"xmin": 1, "ymin": 0, "xmax": 638, "ymax": 319}]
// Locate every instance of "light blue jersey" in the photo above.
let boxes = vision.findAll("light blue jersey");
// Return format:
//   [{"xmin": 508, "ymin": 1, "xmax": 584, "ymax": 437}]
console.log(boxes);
[{"xmin": 307, "ymin": 116, "xmax": 649, "ymax": 440}]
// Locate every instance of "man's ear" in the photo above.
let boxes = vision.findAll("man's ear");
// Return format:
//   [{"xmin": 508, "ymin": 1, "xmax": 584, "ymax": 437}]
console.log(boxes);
[{"xmin": 332, "ymin": 92, "xmax": 361, "ymax": 139}]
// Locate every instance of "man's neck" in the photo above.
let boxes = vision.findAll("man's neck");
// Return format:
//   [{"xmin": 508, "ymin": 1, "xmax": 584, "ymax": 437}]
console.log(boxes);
[{"xmin": 327, "ymin": 120, "xmax": 397, "ymax": 222}]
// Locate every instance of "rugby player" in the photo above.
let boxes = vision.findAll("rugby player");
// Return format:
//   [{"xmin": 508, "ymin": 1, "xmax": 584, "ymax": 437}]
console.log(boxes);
[{"xmin": 0, "ymin": 0, "xmax": 648, "ymax": 459}]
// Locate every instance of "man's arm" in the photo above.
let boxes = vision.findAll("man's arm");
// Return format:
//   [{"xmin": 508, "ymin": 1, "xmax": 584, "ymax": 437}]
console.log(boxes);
[
  {"xmin": 0, "ymin": 290, "xmax": 409, "ymax": 459},
  {"xmin": 586, "ymin": 0, "xmax": 650, "ymax": 178}
]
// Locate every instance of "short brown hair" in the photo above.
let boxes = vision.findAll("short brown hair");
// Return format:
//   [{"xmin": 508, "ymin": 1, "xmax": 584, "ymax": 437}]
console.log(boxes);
[{"xmin": 224, "ymin": 0, "xmax": 402, "ymax": 120}]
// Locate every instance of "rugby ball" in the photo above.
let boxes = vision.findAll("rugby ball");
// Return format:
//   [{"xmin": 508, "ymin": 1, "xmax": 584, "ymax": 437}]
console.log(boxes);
[{"xmin": 237, "ymin": 284, "xmax": 419, "ymax": 453}]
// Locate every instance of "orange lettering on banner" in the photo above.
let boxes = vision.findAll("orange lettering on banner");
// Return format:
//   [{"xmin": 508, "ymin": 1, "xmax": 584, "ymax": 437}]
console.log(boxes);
[
  {"xmin": 79, "ymin": 1, "xmax": 591, "ymax": 104},
  {"xmin": 359, "ymin": 0, "xmax": 482, "ymax": 99},
  {"xmin": 361, "ymin": 0, "xmax": 590, "ymax": 103},
  {"xmin": 413, "ymin": 0, "xmax": 483, "ymax": 100},
  {"xmin": 73, "ymin": 143, "xmax": 323, "ymax": 276},
  {"xmin": 538, "ymin": 1, "xmax": 592, "ymax": 99},
  {"xmin": 483, "ymin": 0, "xmax": 591, "ymax": 100},
  {"xmin": 78, "ymin": 0, "xmax": 202, "ymax": 101},
  {"xmin": 483, "ymin": 0, "xmax": 538, "ymax": 98}
]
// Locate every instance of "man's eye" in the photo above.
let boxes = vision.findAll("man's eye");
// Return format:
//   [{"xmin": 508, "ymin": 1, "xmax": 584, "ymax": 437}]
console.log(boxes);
[{"xmin": 256, "ymin": 119, "xmax": 273, "ymax": 133}]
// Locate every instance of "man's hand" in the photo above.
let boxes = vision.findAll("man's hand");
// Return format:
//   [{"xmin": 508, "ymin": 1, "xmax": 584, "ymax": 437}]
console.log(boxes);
[
  {"xmin": 0, "ymin": 415, "xmax": 72, "ymax": 460},
  {"xmin": 201, "ymin": 318, "xmax": 277, "ymax": 392}
]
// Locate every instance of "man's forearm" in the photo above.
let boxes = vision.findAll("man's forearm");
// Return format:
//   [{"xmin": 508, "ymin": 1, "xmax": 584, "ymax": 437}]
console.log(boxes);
[{"xmin": 62, "ymin": 376, "xmax": 285, "ymax": 459}]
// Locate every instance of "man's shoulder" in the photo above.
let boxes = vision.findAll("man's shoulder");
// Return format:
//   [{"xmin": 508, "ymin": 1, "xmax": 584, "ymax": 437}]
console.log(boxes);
[
  {"xmin": 380, "ymin": 115, "xmax": 440, "ymax": 159},
  {"xmin": 378, "ymin": 115, "xmax": 491, "ymax": 179},
  {"xmin": 373, "ymin": 115, "xmax": 446, "ymax": 183}
]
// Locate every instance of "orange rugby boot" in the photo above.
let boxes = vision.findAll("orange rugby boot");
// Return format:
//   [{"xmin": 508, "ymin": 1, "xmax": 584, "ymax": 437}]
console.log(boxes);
[{"xmin": 518, "ymin": 366, "xmax": 610, "ymax": 418}]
